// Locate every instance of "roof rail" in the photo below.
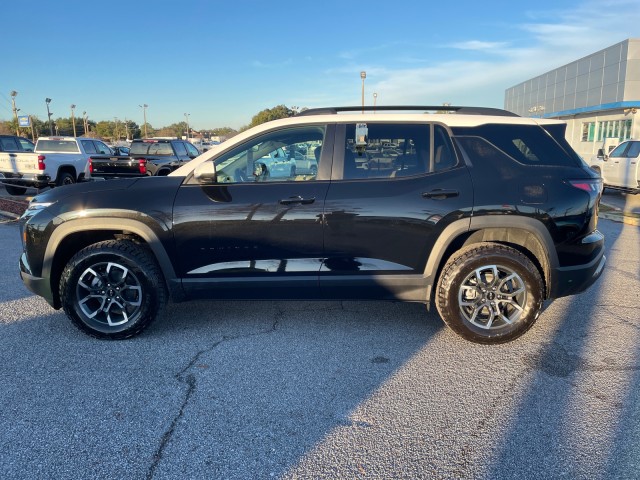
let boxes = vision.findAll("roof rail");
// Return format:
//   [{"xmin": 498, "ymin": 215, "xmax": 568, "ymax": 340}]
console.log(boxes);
[{"xmin": 296, "ymin": 106, "xmax": 519, "ymax": 117}]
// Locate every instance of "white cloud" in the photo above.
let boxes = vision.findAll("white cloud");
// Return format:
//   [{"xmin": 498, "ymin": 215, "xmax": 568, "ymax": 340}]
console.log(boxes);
[
  {"xmin": 449, "ymin": 40, "xmax": 509, "ymax": 51},
  {"xmin": 329, "ymin": 0, "xmax": 640, "ymax": 109}
]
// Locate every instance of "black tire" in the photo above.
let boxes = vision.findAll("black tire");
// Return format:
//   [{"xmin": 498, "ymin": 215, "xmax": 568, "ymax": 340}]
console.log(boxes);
[
  {"xmin": 56, "ymin": 171, "xmax": 76, "ymax": 187},
  {"xmin": 4, "ymin": 185, "xmax": 27, "ymax": 195},
  {"xmin": 310, "ymin": 165, "xmax": 318, "ymax": 176},
  {"xmin": 59, "ymin": 240, "xmax": 167, "ymax": 339},
  {"xmin": 436, "ymin": 242, "xmax": 544, "ymax": 344}
]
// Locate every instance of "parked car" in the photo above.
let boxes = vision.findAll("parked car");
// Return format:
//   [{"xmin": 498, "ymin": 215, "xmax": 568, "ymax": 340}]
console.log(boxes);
[
  {"xmin": 89, "ymin": 138, "xmax": 200, "ymax": 179},
  {"xmin": 589, "ymin": 139, "xmax": 640, "ymax": 193},
  {"xmin": 0, "ymin": 136, "xmax": 105, "ymax": 195},
  {"xmin": 18, "ymin": 105, "xmax": 605, "ymax": 344}
]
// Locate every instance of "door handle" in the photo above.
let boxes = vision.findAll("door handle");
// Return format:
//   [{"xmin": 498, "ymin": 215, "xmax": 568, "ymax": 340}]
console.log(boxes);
[
  {"xmin": 422, "ymin": 189, "xmax": 459, "ymax": 199},
  {"xmin": 279, "ymin": 196, "xmax": 315, "ymax": 205}
]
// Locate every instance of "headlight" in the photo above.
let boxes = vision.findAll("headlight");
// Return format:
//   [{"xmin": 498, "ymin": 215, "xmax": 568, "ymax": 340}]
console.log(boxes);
[{"xmin": 21, "ymin": 200, "xmax": 56, "ymax": 220}]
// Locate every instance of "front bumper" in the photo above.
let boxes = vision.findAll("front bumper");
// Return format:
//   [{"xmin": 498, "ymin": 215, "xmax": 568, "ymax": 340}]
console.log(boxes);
[{"xmin": 19, "ymin": 253, "xmax": 57, "ymax": 308}]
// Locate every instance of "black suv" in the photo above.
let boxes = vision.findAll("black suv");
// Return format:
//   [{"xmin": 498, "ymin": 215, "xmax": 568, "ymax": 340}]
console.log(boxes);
[{"xmin": 18, "ymin": 106, "xmax": 605, "ymax": 344}]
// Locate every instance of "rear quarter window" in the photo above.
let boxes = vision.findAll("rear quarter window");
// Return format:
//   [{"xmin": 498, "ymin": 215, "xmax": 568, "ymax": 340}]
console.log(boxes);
[{"xmin": 452, "ymin": 124, "xmax": 580, "ymax": 167}]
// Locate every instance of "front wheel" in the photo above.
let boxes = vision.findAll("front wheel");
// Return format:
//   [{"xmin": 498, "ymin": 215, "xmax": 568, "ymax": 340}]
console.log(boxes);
[
  {"xmin": 436, "ymin": 242, "xmax": 544, "ymax": 344},
  {"xmin": 59, "ymin": 240, "xmax": 167, "ymax": 339}
]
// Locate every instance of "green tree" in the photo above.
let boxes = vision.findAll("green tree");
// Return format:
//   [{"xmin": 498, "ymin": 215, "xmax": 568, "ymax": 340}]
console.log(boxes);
[{"xmin": 248, "ymin": 105, "xmax": 294, "ymax": 128}]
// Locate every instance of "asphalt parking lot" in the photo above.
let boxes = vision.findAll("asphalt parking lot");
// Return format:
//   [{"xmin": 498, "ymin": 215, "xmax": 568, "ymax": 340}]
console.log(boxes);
[{"xmin": 0, "ymin": 213, "xmax": 639, "ymax": 479}]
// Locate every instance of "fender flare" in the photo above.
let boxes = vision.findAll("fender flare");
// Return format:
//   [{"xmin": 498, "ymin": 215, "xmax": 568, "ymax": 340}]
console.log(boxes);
[
  {"xmin": 423, "ymin": 215, "xmax": 559, "ymax": 302},
  {"xmin": 44, "ymin": 216, "xmax": 181, "ymax": 301}
]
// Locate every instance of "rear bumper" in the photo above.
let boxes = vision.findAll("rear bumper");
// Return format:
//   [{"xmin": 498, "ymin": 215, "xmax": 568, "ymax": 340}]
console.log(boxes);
[
  {"xmin": 0, "ymin": 172, "xmax": 51, "ymax": 188},
  {"xmin": 550, "ymin": 248, "xmax": 606, "ymax": 298}
]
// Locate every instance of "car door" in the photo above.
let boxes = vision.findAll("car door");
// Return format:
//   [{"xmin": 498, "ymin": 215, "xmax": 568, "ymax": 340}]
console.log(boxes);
[
  {"xmin": 172, "ymin": 124, "xmax": 333, "ymax": 299},
  {"xmin": 605, "ymin": 142, "xmax": 628, "ymax": 185},
  {"xmin": 321, "ymin": 122, "xmax": 473, "ymax": 301},
  {"xmin": 619, "ymin": 141, "xmax": 640, "ymax": 188}
]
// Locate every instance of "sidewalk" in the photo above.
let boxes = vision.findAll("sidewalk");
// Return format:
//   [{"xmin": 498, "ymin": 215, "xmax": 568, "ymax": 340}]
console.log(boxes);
[{"xmin": 599, "ymin": 202, "xmax": 640, "ymax": 227}]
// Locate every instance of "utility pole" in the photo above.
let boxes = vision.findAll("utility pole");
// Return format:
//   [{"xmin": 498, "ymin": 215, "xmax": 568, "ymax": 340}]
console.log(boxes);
[
  {"xmin": 45, "ymin": 98, "xmax": 53, "ymax": 135},
  {"xmin": 139, "ymin": 104, "xmax": 148, "ymax": 138},
  {"xmin": 10, "ymin": 91, "xmax": 19, "ymax": 136},
  {"xmin": 70, "ymin": 104, "xmax": 77, "ymax": 136},
  {"xmin": 184, "ymin": 113, "xmax": 190, "ymax": 141},
  {"xmin": 114, "ymin": 117, "xmax": 119, "ymax": 142},
  {"xmin": 360, "ymin": 71, "xmax": 366, "ymax": 113}
]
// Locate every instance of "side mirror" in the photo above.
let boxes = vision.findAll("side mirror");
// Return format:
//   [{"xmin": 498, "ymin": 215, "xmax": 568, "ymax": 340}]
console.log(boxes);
[{"xmin": 193, "ymin": 161, "xmax": 217, "ymax": 184}]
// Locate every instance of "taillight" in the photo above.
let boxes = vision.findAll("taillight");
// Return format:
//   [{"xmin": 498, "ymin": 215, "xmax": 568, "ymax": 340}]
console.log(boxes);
[
  {"xmin": 89, "ymin": 158, "xmax": 94, "ymax": 173},
  {"xmin": 139, "ymin": 158, "xmax": 147, "ymax": 174},
  {"xmin": 567, "ymin": 179, "xmax": 602, "ymax": 194},
  {"xmin": 37, "ymin": 155, "xmax": 46, "ymax": 171}
]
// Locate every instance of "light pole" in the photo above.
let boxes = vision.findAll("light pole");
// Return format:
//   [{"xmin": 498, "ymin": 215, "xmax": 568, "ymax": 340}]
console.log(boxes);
[
  {"xmin": 184, "ymin": 113, "xmax": 190, "ymax": 140},
  {"xmin": 10, "ymin": 91, "xmax": 19, "ymax": 136},
  {"xmin": 360, "ymin": 71, "xmax": 366, "ymax": 113},
  {"xmin": 70, "ymin": 104, "xmax": 77, "ymax": 137},
  {"xmin": 373, "ymin": 92, "xmax": 378, "ymax": 113},
  {"xmin": 139, "ymin": 104, "xmax": 148, "ymax": 138},
  {"xmin": 82, "ymin": 111, "xmax": 88, "ymax": 134},
  {"xmin": 114, "ymin": 117, "xmax": 119, "ymax": 142},
  {"xmin": 45, "ymin": 98, "xmax": 53, "ymax": 135}
]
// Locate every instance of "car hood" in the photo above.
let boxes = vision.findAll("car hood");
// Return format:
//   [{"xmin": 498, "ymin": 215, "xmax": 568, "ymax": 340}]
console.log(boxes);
[{"xmin": 30, "ymin": 178, "xmax": 141, "ymax": 205}]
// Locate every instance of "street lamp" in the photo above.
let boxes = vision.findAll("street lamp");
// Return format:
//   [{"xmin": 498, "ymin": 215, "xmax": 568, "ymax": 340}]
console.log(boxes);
[
  {"xmin": 45, "ymin": 98, "xmax": 53, "ymax": 135},
  {"xmin": 82, "ymin": 111, "xmax": 88, "ymax": 134},
  {"xmin": 139, "ymin": 104, "xmax": 148, "ymax": 138},
  {"xmin": 70, "ymin": 104, "xmax": 77, "ymax": 137},
  {"xmin": 114, "ymin": 117, "xmax": 119, "ymax": 142},
  {"xmin": 10, "ymin": 91, "xmax": 19, "ymax": 136},
  {"xmin": 184, "ymin": 113, "xmax": 190, "ymax": 140},
  {"xmin": 373, "ymin": 92, "xmax": 378, "ymax": 113},
  {"xmin": 360, "ymin": 71, "xmax": 366, "ymax": 113}
]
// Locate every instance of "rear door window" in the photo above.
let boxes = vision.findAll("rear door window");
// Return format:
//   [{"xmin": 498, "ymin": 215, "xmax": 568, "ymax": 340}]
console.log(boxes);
[
  {"xmin": 452, "ymin": 124, "xmax": 580, "ymax": 167},
  {"xmin": 0, "ymin": 137, "xmax": 20, "ymax": 152}
]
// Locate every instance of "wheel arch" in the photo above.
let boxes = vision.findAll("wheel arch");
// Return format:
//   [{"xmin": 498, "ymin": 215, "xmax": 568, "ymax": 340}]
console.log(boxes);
[
  {"xmin": 55, "ymin": 165, "xmax": 78, "ymax": 182},
  {"xmin": 44, "ymin": 218, "xmax": 181, "ymax": 309},
  {"xmin": 424, "ymin": 216, "xmax": 559, "ymax": 303}
]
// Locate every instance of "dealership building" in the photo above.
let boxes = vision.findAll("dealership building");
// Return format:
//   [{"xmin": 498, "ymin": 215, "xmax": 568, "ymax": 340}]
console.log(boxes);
[{"xmin": 504, "ymin": 38, "xmax": 640, "ymax": 159}]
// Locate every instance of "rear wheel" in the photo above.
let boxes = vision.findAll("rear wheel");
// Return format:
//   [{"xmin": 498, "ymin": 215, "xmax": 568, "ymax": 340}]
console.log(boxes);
[
  {"xmin": 59, "ymin": 240, "xmax": 167, "ymax": 339},
  {"xmin": 436, "ymin": 242, "xmax": 544, "ymax": 344},
  {"xmin": 56, "ymin": 171, "xmax": 76, "ymax": 187},
  {"xmin": 4, "ymin": 185, "xmax": 27, "ymax": 195}
]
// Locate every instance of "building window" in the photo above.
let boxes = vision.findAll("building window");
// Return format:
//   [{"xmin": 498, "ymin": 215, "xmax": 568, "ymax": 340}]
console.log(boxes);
[
  {"xmin": 596, "ymin": 120, "xmax": 633, "ymax": 142},
  {"xmin": 582, "ymin": 122, "xmax": 596, "ymax": 142}
]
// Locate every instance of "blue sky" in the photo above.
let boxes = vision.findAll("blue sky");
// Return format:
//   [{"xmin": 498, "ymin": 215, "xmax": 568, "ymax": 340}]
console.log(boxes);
[{"xmin": 2, "ymin": 0, "xmax": 638, "ymax": 130}]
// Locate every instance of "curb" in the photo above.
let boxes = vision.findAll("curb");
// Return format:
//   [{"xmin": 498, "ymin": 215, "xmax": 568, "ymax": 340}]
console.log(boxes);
[{"xmin": 599, "ymin": 212, "xmax": 640, "ymax": 227}]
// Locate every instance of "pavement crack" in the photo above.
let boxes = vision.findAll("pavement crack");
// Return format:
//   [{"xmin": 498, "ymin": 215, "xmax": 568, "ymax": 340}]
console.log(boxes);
[
  {"xmin": 146, "ymin": 319, "xmax": 280, "ymax": 478},
  {"xmin": 146, "ymin": 373, "xmax": 196, "ymax": 480}
]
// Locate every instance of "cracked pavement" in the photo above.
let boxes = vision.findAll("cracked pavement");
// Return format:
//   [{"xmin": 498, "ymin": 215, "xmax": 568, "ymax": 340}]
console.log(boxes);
[{"xmin": 0, "ymin": 218, "xmax": 639, "ymax": 479}]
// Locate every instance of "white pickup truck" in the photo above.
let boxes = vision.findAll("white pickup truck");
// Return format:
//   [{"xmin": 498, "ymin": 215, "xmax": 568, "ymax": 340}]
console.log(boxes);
[
  {"xmin": 589, "ymin": 139, "xmax": 640, "ymax": 193},
  {"xmin": 0, "ymin": 136, "xmax": 112, "ymax": 195}
]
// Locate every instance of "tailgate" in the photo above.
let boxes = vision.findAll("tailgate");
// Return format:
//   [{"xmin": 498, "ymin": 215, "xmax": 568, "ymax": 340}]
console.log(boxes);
[
  {"xmin": 0, "ymin": 152, "xmax": 41, "ymax": 175},
  {"xmin": 91, "ymin": 157, "xmax": 143, "ymax": 177}
]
